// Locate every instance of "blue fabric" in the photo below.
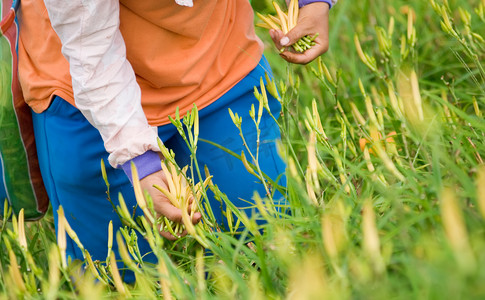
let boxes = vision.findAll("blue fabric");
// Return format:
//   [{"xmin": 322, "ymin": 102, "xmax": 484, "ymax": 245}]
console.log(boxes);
[
  {"xmin": 31, "ymin": 56, "xmax": 286, "ymax": 282},
  {"xmin": 121, "ymin": 150, "xmax": 162, "ymax": 183},
  {"xmin": 0, "ymin": 158, "xmax": 7, "ymax": 206},
  {"xmin": 299, "ymin": 0, "xmax": 333, "ymax": 8}
]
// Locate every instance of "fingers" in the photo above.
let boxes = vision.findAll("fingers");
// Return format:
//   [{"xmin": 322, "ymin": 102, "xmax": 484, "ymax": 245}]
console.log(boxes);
[
  {"xmin": 161, "ymin": 230, "xmax": 180, "ymax": 241},
  {"xmin": 270, "ymin": 28, "xmax": 327, "ymax": 64},
  {"xmin": 156, "ymin": 201, "xmax": 184, "ymax": 223},
  {"xmin": 139, "ymin": 170, "xmax": 202, "ymax": 240},
  {"xmin": 270, "ymin": 28, "xmax": 308, "ymax": 51},
  {"xmin": 269, "ymin": 29, "xmax": 285, "ymax": 51},
  {"xmin": 280, "ymin": 36, "xmax": 329, "ymax": 64},
  {"xmin": 157, "ymin": 211, "xmax": 202, "ymax": 241},
  {"xmin": 154, "ymin": 194, "xmax": 201, "ymax": 225},
  {"xmin": 188, "ymin": 211, "xmax": 202, "ymax": 224},
  {"xmin": 159, "ymin": 212, "xmax": 202, "ymax": 240},
  {"xmin": 155, "ymin": 195, "xmax": 201, "ymax": 222},
  {"xmin": 280, "ymin": 24, "xmax": 308, "ymax": 48}
]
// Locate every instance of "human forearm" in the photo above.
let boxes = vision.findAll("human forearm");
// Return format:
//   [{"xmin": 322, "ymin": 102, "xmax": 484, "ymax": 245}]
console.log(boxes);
[{"xmin": 43, "ymin": 0, "xmax": 159, "ymax": 168}]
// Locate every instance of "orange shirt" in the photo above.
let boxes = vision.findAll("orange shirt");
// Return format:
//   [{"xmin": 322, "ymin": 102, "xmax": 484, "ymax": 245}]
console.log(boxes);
[{"xmin": 18, "ymin": 0, "xmax": 263, "ymax": 126}]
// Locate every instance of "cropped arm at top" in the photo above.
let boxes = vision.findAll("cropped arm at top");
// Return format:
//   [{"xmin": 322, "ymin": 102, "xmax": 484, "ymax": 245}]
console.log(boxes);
[
  {"xmin": 43, "ymin": 0, "xmax": 160, "ymax": 169},
  {"xmin": 298, "ymin": 0, "xmax": 337, "ymax": 8}
]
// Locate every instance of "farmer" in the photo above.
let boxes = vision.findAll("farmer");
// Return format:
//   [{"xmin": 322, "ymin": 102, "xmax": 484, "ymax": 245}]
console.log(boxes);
[{"xmin": 18, "ymin": 0, "xmax": 336, "ymax": 280}]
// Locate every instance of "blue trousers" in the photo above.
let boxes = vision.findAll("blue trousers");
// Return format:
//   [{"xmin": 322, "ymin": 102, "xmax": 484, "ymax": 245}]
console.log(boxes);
[{"xmin": 32, "ymin": 57, "xmax": 286, "ymax": 281}]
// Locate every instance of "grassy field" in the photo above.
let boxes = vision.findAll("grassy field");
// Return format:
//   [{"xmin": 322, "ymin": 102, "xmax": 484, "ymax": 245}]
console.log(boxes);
[{"xmin": 1, "ymin": 0, "xmax": 485, "ymax": 298}]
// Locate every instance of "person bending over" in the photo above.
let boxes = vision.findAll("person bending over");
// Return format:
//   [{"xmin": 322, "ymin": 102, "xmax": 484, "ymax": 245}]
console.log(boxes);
[{"xmin": 18, "ymin": 0, "xmax": 336, "ymax": 281}]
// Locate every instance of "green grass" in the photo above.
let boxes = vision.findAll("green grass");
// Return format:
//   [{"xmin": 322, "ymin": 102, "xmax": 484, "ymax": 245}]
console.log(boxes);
[{"xmin": 1, "ymin": 0, "xmax": 485, "ymax": 299}]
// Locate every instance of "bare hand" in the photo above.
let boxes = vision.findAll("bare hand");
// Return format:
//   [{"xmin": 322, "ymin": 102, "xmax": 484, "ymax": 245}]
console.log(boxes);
[
  {"xmin": 140, "ymin": 170, "xmax": 201, "ymax": 240},
  {"xmin": 269, "ymin": 2, "xmax": 330, "ymax": 64}
]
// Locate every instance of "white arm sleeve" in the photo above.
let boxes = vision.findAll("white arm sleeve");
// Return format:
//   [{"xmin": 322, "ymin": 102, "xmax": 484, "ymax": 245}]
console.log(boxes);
[{"xmin": 43, "ymin": 0, "xmax": 160, "ymax": 168}]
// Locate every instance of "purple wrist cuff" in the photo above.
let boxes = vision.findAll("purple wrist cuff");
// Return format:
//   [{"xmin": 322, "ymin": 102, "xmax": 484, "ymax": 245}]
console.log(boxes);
[
  {"xmin": 299, "ymin": 0, "xmax": 333, "ymax": 8},
  {"xmin": 121, "ymin": 150, "xmax": 163, "ymax": 183}
]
